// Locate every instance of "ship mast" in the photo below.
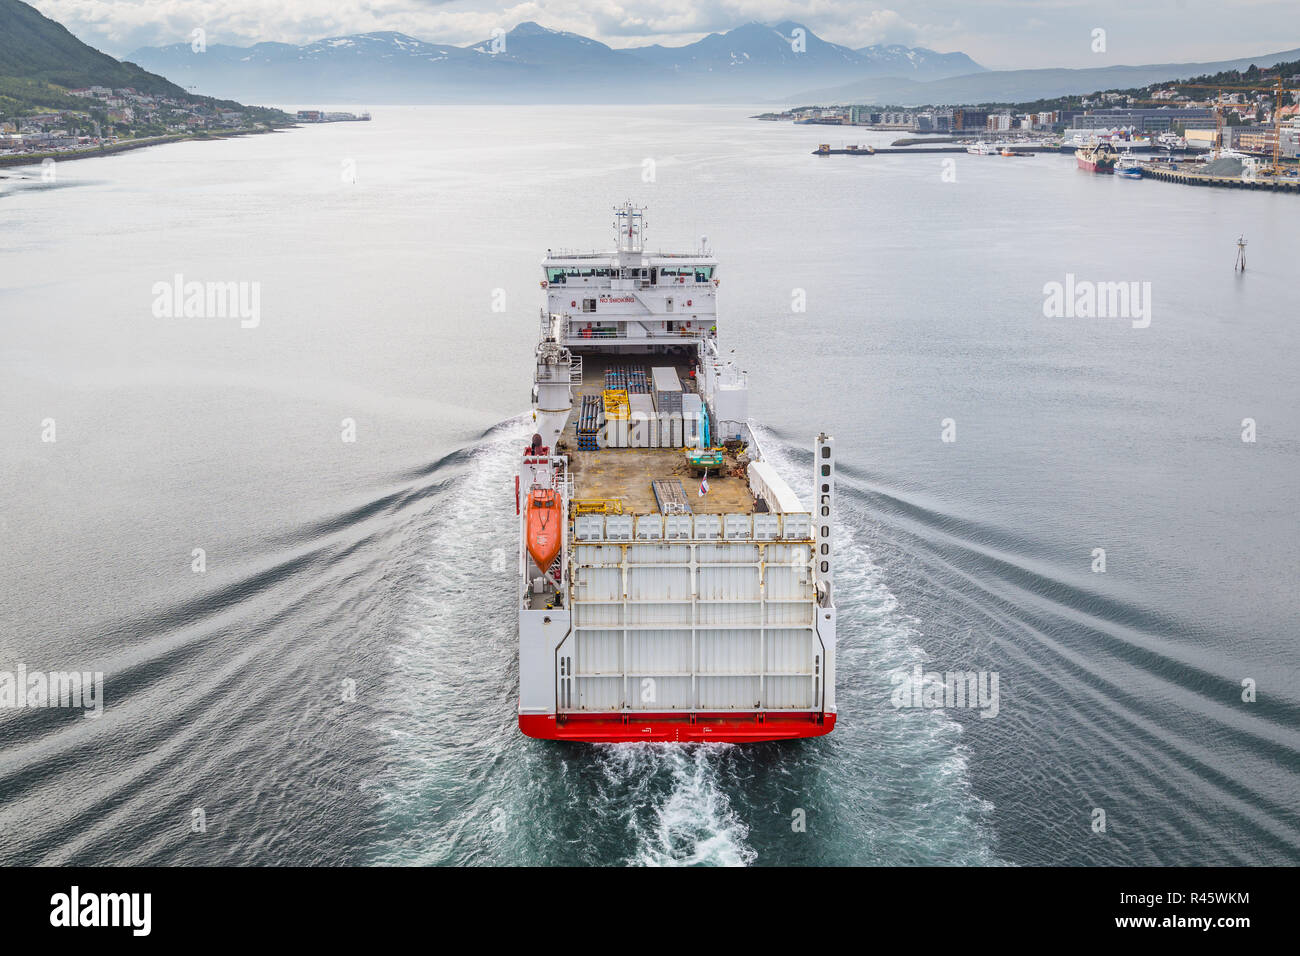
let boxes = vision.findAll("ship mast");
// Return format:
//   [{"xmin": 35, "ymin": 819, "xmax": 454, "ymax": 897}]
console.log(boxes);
[{"xmin": 613, "ymin": 201, "xmax": 646, "ymax": 260}]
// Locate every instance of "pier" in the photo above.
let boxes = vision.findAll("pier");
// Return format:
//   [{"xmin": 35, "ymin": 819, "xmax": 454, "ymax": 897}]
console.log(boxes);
[
  {"xmin": 811, "ymin": 144, "xmax": 1170, "ymax": 157},
  {"xmin": 1141, "ymin": 165, "xmax": 1300, "ymax": 192},
  {"xmin": 812, "ymin": 145, "xmax": 1054, "ymax": 156}
]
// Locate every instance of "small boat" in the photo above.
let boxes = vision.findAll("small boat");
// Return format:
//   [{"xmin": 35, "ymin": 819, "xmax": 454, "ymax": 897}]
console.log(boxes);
[
  {"xmin": 525, "ymin": 486, "xmax": 562, "ymax": 574},
  {"xmin": 1115, "ymin": 151, "xmax": 1143, "ymax": 179},
  {"xmin": 966, "ymin": 142, "xmax": 999, "ymax": 155},
  {"xmin": 1000, "ymin": 147, "xmax": 1026, "ymax": 157}
]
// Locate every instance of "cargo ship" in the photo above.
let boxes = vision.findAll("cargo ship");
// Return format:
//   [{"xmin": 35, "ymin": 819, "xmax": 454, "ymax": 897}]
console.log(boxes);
[
  {"xmin": 517, "ymin": 203, "xmax": 838, "ymax": 743},
  {"xmin": 1076, "ymin": 141, "xmax": 1118, "ymax": 173}
]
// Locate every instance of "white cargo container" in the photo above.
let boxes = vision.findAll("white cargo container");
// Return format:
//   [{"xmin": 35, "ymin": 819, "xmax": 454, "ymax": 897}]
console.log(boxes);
[
  {"xmin": 657, "ymin": 411, "xmax": 683, "ymax": 448},
  {"xmin": 651, "ymin": 366, "xmax": 682, "ymax": 396},
  {"xmin": 605, "ymin": 416, "xmax": 629, "ymax": 448},
  {"xmin": 629, "ymin": 393, "xmax": 655, "ymax": 449},
  {"xmin": 682, "ymin": 392, "xmax": 703, "ymax": 448}
]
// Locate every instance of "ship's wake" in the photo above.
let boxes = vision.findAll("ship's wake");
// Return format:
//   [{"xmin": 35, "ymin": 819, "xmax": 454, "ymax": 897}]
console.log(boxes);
[
  {"xmin": 366, "ymin": 421, "xmax": 1000, "ymax": 866},
  {"xmin": 0, "ymin": 409, "xmax": 1002, "ymax": 866},
  {"xmin": 593, "ymin": 744, "xmax": 756, "ymax": 867}
]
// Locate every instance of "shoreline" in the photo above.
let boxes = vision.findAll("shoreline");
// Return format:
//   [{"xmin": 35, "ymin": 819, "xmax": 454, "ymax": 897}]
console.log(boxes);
[{"xmin": 0, "ymin": 124, "xmax": 297, "ymax": 171}]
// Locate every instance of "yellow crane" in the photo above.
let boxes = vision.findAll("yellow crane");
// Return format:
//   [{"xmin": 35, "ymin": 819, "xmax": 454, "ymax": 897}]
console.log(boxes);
[{"xmin": 1140, "ymin": 75, "xmax": 1299, "ymax": 170}]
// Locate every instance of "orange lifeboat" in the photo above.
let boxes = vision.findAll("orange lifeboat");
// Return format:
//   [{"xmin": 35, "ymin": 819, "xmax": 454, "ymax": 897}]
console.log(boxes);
[{"xmin": 525, "ymin": 487, "xmax": 562, "ymax": 573}]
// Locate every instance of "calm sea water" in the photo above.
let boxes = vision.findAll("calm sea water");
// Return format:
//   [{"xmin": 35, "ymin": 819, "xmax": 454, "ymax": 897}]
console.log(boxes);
[{"xmin": 1, "ymin": 106, "xmax": 1296, "ymax": 865}]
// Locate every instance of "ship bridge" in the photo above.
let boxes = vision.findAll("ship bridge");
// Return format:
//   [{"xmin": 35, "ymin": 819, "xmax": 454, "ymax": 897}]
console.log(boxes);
[{"xmin": 542, "ymin": 203, "xmax": 718, "ymax": 352}]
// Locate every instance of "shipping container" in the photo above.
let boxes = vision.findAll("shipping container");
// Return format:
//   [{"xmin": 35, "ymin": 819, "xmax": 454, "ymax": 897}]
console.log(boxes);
[
  {"xmin": 629, "ymin": 393, "xmax": 655, "ymax": 449},
  {"xmin": 682, "ymin": 392, "xmax": 703, "ymax": 448}
]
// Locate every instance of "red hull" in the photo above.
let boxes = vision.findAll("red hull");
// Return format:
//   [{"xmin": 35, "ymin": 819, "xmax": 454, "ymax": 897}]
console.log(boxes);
[
  {"xmin": 1077, "ymin": 158, "xmax": 1114, "ymax": 173},
  {"xmin": 520, "ymin": 712, "xmax": 835, "ymax": 743}
]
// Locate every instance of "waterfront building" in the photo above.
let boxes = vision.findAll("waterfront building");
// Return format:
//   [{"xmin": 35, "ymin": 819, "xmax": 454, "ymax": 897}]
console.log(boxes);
[
  {"xmin": 1075, "ymin": 108, "xmax": 1216, "ymax": 132},
  {"xmin": 953, "ymin": 109, "xmax": 988, "ymax": 131}
]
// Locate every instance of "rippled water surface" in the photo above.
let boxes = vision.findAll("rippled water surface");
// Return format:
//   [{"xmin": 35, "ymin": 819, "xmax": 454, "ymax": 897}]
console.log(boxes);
[{"xmin": 1, "ymin": 107, "xmax": 1296, "ymax": 865}]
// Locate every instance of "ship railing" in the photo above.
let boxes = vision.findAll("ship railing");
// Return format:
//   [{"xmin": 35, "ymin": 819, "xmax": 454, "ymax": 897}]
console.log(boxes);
[
  {"xmin": 544, "ymin": 310, "xmax": 573, "ymax": 343},
  {"xmin": 714, "ymin": 364, "xmax": 748, "ymax": 389},
  {"xmin": 567, "ymin": 327, "xmax": 705, "ymax": 342}
]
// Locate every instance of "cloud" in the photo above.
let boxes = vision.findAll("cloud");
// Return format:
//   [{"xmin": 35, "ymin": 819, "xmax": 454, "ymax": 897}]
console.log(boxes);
[
  {"xmin": 31, "ymin": 0, "xmax": 949, "ymax": 54},
  {"xmin": 27, "ymin": 0, "xmax": 1300, "ymax": 67},
  {"xmin": 851, "ymin": 9, "xmax": 924, "ymax": 47}
]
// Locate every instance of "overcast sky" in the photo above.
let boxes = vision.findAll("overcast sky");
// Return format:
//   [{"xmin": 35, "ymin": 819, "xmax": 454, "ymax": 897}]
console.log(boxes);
[{"xmin": 33, "ymin": 0, "xmax": 1300, "ymax": 69}]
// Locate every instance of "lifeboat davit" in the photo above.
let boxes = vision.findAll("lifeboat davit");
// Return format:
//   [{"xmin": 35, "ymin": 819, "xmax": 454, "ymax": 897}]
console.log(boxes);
[{"xmin": 525, "ymin": 487, "xmax": 562, "ymax": 574}]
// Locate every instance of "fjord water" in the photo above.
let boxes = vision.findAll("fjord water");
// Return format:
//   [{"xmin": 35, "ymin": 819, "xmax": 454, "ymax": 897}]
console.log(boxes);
[{"xmin": 1, "ymin": 107, "xmax": 1296, "ymax": 865}]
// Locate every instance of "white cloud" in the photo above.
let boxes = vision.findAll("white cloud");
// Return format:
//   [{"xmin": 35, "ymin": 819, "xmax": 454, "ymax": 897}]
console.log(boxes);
[
  {"xmin": 28, "ymin": 0, "xmax": 1300, "ymax": 67},
  {"xmin": 30, "ymin": 0, "xmax": 952, "ymax": 54}
]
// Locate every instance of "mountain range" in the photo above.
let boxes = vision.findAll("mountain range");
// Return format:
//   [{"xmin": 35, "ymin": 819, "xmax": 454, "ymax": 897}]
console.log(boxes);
[
  {"xmin": 125, "ymin": 21, "xmax": 986, "ymax": 104},
  {"xmin": 10, "ymin": 2, "xmax": 1300, "ymax": 113}
]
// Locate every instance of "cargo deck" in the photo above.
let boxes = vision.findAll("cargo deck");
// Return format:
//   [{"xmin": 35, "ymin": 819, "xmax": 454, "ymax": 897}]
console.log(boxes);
[{"xmin": 566, "ymin": 445, "xmax": 754, "ymax": 515}]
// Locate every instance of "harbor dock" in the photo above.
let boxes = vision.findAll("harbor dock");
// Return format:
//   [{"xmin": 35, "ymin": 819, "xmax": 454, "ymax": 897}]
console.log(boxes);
[
  {"xmin": 1140, "ymin": 164, "xmax": 1300, "ymax": 192},
  {"xmin": 808, "ymin": 142, "xmax": 1300, "ymax": 193}
]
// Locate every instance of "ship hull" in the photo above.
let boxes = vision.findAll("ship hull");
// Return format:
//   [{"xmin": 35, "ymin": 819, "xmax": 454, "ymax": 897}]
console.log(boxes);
[
  {"xmin": 520, "ymin": 712, "xmax": 836, "ymax": 743},
  {"xmin": 1077, "ymin": 158, "xmax": 1114, "ymax": 173}
]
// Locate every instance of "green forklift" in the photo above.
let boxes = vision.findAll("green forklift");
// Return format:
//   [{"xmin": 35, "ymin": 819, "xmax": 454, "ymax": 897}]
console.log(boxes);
[{"xmin": 685, "ymin": 447, "xmax": 725, "ymax": 476}]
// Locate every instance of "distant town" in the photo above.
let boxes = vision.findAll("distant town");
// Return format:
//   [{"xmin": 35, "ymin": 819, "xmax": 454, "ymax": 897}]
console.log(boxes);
[
  {"xmin": 294, "ymin": 110, "xmax": 372, "ymax": 123},
  {"xmin": 760, "ymin": 67, "xmax": 1300, "ymax": 160},
  {"xmin": 0, "ymin": 89, "xmax": 378, "ymax": 164},
  {"xmin": 0, "ymin": 84, "xmax": 294, "ymax": 162}
]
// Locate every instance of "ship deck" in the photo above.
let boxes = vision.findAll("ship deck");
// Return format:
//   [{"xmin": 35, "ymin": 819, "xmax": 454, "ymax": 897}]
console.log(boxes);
[
  {"xmin": 567, "ymin": 445, "xmax": 754, "ymax": 515},
  {"xmin": 562, "ymin": 347, "xmax": 754, "ymax": 516},
  {"xmin": 572, "ymin": 349, "xmax": 696, "ymax": 392}
]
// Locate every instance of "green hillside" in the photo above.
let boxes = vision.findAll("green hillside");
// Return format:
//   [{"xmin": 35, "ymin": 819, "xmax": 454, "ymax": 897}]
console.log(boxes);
[
  {"xmin": 0, "ymin": 0, "xmax": 292, "ymax": 131},
  {"xmin": 0, "ymin": 0, "xmax": 187, "ymax": 103}
]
